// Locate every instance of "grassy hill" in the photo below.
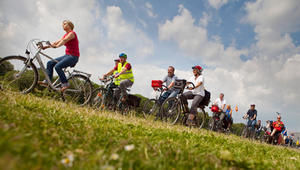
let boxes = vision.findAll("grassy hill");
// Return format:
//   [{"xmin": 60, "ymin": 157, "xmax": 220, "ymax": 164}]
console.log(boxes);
[{"xmin": 0, "ymin": 91, "xmax": 299, "ymax": 170}]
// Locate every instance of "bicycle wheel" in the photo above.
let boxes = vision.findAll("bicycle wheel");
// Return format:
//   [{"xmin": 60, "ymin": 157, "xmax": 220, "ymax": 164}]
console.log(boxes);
[
  {"xmin": 142, "ymin": 99, "xmax": 159, "ymax": 119},
  {"xmin": 159, "ymin": 97, "xmax": 181, "ymax": 124},
  {"xmin": 195, "ymin": 107, "xmax": 206, "ymax": 129},
  {"xmin": 90, "ymin": 87, "xmax": 106, "ymax": 109},
  {"xmin": 62, "ymin": 74, "xmax": 92, "ymax": 106},
  {"xmin": 241, "ymin": 126, "xmax": 248, "ymax": 138},
  {"xmin": 208, "ymin": 117, "xmax": 215, "ymax": 131},
  {"xmin": 0, "ymin": 56, "xmax": 38, "ymax": 93}
]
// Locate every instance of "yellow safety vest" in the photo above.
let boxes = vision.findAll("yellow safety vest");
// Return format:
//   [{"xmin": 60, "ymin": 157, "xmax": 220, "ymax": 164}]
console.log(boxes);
[
  {"xmin": 113, "ymin": 70, "xmax": 120, "ymax": 85},
  {"xmin": 117, "ymin": 61, "xmax": 134, "ymax": 83}
]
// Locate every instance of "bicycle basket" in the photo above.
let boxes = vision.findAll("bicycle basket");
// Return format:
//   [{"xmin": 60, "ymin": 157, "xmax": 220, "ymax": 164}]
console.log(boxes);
[
  {"xmin": 151, "ymin": 80, "xmax": 163, "ymax": 88},
  {"xmin": 211, "ymin": 105, "xmax": 219, "ymax": 113},
  {"xmin": 173, "ymin": 79, "xmax": 186, "ymax": 91}
]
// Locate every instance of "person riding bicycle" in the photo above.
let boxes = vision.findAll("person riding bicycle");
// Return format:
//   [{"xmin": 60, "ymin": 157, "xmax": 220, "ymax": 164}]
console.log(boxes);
[
  {"xmin": 224, "ymin": 105, "xmax": 233, "ymax": 130},
  {"xmin": 101, "ymin": 58, "xmax": 121, "ymax": 105},
  {"xmin": 243, "ymin": 104, "xmax": 257, "ymax": 131},
  {"xmin": 157, "ymin": 66, "xmax": 179, "ymax": 105},
  {"xmin": 271, "ymin": 115, "xmax": 284, "ymax": 137},
  {"xmin": 114, "ymin": 53, "xmax": 134, "ymax": 101},
  {"xmin": 182, "ymin": 65, "xmax": 205, "ymax": 126},
  {"xmin": 102, "ymin": 58, "xmax": 121, "ymax": 85},
  {"xmin": 39, "ymin": 20, "xmax": 79, "ymax": 92},
  {"xmin": 213, "ymin": 93, "xmax": 227, "ymax": 123}
]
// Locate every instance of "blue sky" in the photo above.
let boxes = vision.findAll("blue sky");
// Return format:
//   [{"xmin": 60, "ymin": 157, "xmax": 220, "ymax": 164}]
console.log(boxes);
[{"xmin": 1, "ymin": 0, "xmax": 300, "ymax": 132}]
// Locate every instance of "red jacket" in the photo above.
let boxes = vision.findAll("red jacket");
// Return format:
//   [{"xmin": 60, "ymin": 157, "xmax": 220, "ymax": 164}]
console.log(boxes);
[{"xmin": 272, "ymin": 121, "xmax": 284, "ymax": 131}]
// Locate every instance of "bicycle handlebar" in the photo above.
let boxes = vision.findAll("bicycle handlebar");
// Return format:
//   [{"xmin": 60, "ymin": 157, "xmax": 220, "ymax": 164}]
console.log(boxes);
[{"xmin": 186, "ymin": 81, "xmax": 195, "ymax": 89}]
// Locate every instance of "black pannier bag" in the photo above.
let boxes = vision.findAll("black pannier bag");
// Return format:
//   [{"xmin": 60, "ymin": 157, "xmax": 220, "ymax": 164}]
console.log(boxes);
[
  {"xmin": 174, "ymin": 79, "xmax": 187, "ymax": 92},
  {"xmin": 127, "ymin": 94, "xmax": 141, "ymax": 107},
  {"xmin": 199, "ymin": 90, "xmax": 211, "ymax": 106}
]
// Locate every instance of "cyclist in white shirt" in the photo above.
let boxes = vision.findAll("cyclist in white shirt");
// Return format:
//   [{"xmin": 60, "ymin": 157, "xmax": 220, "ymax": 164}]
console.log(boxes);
[
  {"xmin": 182, "ymin": 65, "xmax": 205, "ymax": 125},
  {"xmin": 213, "ymin": 93, "xmax": 227, "ymax": 123}
]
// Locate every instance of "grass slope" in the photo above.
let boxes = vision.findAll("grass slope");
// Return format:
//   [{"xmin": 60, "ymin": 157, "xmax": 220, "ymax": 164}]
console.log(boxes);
[{"xmin": 0, "ymin": 91, "xmax": 299, "ymax": 170}]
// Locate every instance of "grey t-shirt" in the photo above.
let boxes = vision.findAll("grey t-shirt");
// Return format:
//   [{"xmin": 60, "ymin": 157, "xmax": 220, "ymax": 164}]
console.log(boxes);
[{"xmin": 163, "ymin": 75, "xmax": 178, "ymax": 90}]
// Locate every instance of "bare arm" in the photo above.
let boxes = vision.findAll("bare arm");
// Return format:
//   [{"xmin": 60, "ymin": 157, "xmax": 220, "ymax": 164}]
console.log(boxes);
[
  {"xmin": 168, "ymin": 81, "xmax": 175, "ymax": 89},
  {"xmin": 102, "ymin": 69, "xmax": 115, "ymax": 79},
  {"xmin": 115, "ymin": 67, "xmax": 128, "ymax": 77},
  {"xmin": 52, "ymin": 32, "xmax": 75, "ymax": 48}
]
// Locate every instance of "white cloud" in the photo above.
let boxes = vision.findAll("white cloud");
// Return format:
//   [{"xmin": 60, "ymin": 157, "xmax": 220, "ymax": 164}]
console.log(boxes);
[
  {"xmin": 199, "ymin": 12, "xmax": 211, "ymax": 27},
  {"xmin": 158, "ymin": 5, "xmax": 248, "ymax": 69},
  {"xmin": 145, "ymin": 2, "xmax": 157, "ymax": 18},
  {"xmin": 208, "ymin": 0, "xmax": 229, "ymax": 9}
]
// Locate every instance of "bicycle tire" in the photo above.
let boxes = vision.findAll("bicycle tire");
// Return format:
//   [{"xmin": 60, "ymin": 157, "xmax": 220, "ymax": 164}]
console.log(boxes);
[
  {"xmin": 159, "ymin": 97, "xmax": 181, "ymax": 124},
  {"xmin": 195, "ymin": 107, "xmax": 206, "ymax": 129},
  {"xmin": 62, "ymin": 74, "xmax": 92, "ymax": 106},
  {"xmin": 0, "ymin": 55, "xmax": 38, "ymax": 93},
  {"xmin": 142, "ymin": 99, "xmax": 159, "ymax": 119},
  {"xmin": 90, "ymin": 87, "xmax": 106, "ymax": 109},
  {"xmin": 208, "ymin": 117, "xmax": 215, "ymax": 131}
]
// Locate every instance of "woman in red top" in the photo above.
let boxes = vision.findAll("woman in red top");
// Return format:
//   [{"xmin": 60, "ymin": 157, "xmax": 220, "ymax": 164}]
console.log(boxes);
[
  {"xmin": 39, "ymin": 20, "xmax": 80, "ymax": 92},
  {"xmin": 271, "ymin": 115, "xmax": 284, "ymax": 136}
]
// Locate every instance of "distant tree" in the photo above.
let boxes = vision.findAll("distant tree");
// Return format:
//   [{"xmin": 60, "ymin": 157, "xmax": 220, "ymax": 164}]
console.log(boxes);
[{"xmin": 0, "ymin": 57, "xmax": 14, "ymax": 76}]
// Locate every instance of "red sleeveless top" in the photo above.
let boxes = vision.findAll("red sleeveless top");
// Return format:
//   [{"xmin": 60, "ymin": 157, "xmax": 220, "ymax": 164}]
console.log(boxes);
[{"xmin": 63, "ymin": 31, "xmax": 80, "ymax": 57}]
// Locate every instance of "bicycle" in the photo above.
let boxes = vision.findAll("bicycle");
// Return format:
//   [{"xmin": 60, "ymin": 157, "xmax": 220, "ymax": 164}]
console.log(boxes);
[
  {"xmin": 142, "ymin": 80, "xmax": 168, "ymax": 120},
  {"xmin": 159, "ymin": 79, "xmax": 209, "ymax": 129},
  {"xmin": 90, "ymin": 75, "xmax": 118, "ymax": 110},
  {"xmin": 0, "ymin": 39, "xmax": 93, "ymax": 106},
  {"xmin": 241, "ymin": 116, "xmax": 256, "ymax": 139}
]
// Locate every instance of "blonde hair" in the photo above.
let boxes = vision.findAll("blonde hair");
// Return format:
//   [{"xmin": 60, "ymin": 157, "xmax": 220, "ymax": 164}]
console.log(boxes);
[{"xmin": 63, "ymin": 20, "xmax": 74, "ymax": 30}]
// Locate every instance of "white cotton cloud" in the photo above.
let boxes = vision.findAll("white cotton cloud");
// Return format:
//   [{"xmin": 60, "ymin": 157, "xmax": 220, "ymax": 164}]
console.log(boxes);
[
  {"xmin": 145, "ymin": 2, "xmax": 157, "ymax": 18},
  {"xmin": 208, "ymin": 0, "xmax": 229, "ymax": 9},
  {"xmin": 158, "ymin": 5, "xmax": 248, "ymax": 69}
]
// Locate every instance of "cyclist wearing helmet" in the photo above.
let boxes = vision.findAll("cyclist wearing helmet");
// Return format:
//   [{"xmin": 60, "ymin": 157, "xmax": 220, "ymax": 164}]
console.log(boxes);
[
  {"xmin": 158, "ymin": 66, "xmax": 179, "ymax": 105},
  {"xmin": 182, "ymin": 65, "xmax": 205, "ymax": 125},
  {"xmin": 114, "ymin": 53, "xmax": 134, "ymax": 100}
]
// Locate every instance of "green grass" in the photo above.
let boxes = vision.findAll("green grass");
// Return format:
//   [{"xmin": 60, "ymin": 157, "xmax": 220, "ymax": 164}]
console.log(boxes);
[{"xmin": 0, "ymin": 91, "xmax": 299, "ymax": 170}]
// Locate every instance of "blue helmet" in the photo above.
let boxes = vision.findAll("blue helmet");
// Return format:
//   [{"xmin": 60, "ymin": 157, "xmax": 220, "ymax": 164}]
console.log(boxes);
[{"xmin": 119, "ymin": 53, "xmax": 127, "ymax": 58}]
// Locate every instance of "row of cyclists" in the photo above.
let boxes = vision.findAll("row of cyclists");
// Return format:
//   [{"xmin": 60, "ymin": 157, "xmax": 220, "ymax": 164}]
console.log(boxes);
[{"xmin": 39, "ymin": 20, "xmax": 289, "ymax": 142}]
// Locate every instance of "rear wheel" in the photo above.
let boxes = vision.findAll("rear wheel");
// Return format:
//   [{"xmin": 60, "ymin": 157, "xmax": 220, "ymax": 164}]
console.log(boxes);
[
  {"xmin": 142, "ymin": 99, "xmax": 159, "ymax": 119},
  {"xmin": 0, "ymin": 56, "xmax": 38, "ymax": 93},
  {"xmin": 159, "ymin": 97, "xmax": 181, "ymax": 124},
  {"xmin": 195, "ymin": 107, "xmax": 206, "ymax": 129},
  {"xmin": 62, "ymin": 74, "xmax": 92, "ymax": 106}
]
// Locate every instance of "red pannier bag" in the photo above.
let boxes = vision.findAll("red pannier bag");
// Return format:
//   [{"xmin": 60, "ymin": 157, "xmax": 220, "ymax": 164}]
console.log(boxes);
[
  {"xmin": 211, "ymin": 105, "xmax": 219, "ymax": 113},
  {"xmin": 151, "ymin": 80, "xmax": 163, "ymax": 88}
]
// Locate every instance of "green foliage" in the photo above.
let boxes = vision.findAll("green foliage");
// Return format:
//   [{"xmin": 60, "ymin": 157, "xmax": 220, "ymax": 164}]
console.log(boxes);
[
  {"xmin": 0, "ymin": 57, "xmax": 14, "ymax": 76},
  {"xmin": 0, "ymin": 91, "xmax": 300, "ymax": 170}
]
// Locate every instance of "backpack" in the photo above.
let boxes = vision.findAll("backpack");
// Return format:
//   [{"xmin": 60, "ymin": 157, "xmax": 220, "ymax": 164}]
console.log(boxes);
[{"xmin": 199, "ymin": 90, "xmax": 211, "ymax": 106}]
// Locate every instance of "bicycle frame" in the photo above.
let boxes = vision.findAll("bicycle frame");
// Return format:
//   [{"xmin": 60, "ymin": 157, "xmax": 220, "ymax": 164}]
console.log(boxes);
[{"xmin": 21, "ymin": 40, "xmax": 91, "ymax": 92}]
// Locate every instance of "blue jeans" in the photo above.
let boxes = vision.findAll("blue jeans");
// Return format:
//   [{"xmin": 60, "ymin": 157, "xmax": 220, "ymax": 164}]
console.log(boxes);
[
  {"xmin": 158, "ymin": 90, "xmax": 179, "ymax": 105},
  {"xmin": 247, "ymin": 119, "xmax": 257, "ymax": 131},
  {"xmin": 46, "ymin": 55, "xmax": 78, "ymax": 84}
]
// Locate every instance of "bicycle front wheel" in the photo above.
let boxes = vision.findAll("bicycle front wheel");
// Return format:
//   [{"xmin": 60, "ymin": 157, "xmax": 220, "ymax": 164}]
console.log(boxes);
[
  {"xmin": 142, "ymin": 99, "xmax": 159, "ymax": 120},
  {"xmin": 62, "ymin": 74, "xmax": 92, "ymax": 106},
  {"xmin": 160, "ymin": 97, "xmax": 181, "ymax": 124},
  {"xmin": 0, "ymin": 56, "xmax": 38, "ymax": 93},
  {"xmin": 90, "ymin": 87, "xmax": 106, "ymax": 109}
]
